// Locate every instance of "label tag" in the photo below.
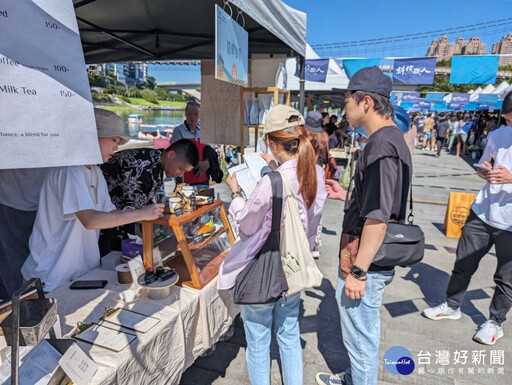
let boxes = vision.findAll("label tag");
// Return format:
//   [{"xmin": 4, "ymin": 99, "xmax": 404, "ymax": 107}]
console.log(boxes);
[{"xmin": 59, "ymin": 343, "xmax": 98, "ymax": 385}]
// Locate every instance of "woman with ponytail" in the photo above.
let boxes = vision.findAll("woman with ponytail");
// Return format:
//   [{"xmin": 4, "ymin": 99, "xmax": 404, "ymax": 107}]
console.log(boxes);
[{"xmin": 218, "ymin": 105, "xmax": 327, "ymax": 385}]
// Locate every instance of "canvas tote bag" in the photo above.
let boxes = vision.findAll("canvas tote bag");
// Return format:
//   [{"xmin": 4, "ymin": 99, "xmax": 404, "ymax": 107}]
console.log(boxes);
[{"xmin": 279, "ymin": 172, "xmax": 323, "ymax": 295}]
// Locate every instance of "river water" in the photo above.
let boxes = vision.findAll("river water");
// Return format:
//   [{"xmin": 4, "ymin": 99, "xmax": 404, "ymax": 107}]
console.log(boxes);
[{"xmin": 116, "ymin": 109, "xmax": 185, "ymax": 138}]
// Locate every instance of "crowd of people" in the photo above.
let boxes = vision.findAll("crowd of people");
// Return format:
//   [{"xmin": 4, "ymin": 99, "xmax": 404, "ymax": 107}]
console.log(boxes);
[
  {"xmin": 409, "ymin": 110, "xmax": 502, "ymax": 159},
  {"xmin": 1, "ymin": 66, "xmax": 512, "ymax": 385}
]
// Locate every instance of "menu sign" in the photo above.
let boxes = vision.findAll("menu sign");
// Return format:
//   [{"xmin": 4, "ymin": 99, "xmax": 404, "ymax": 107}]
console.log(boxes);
[{"xmin": 0, "ymin": 0, "xmax": 102, "ymax": 169}]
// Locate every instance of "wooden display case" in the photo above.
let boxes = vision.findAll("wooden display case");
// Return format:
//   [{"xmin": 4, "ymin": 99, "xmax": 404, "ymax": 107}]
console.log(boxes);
[{"xmin": 141, "ymin": 201, "xmax": 235, "ymax": 290}]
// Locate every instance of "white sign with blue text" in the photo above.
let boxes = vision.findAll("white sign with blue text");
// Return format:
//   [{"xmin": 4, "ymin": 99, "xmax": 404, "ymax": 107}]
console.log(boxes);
[
  {"xmin": 215, "ymin": 4, "xmax": 248, "ymax": 87},
  {"xmin": 0, "ymin": 0, "xmax": 102, "ymax": 169}
]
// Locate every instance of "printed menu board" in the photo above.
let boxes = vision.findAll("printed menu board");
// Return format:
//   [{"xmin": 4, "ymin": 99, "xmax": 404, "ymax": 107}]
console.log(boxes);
[{"xmin": 0, "ymin": 0, "xmax": 102, "ymax": 169}]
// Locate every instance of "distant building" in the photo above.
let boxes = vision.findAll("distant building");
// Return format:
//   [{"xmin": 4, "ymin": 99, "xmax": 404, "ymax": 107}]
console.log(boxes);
[
  {"xmin": 426, "ymin": 36, "xmax": 487, "ymax": 61},
  {"xmin": 492, "ymin": 33, "xmax": 512, "ymax": 67}
]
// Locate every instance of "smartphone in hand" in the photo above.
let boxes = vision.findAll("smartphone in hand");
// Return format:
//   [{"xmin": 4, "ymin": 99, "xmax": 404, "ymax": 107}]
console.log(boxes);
[{"xmin": 473, "ymin": 163, "xmax": 492, "ymax": 172}]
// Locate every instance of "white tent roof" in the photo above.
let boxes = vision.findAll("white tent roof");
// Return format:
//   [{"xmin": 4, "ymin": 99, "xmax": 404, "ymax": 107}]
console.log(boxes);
[
  {"xmin": 285, "ymin": 44, "xmax": 349, "ymax": 91},
  {"xmin": 500, "ymin": 84, "xmax": 512, "ymax": 99},
  {"xmin": 231, "ymin": 0, "xmax": 307, "ymax": 56},
  {"xmin": 493, "ymin": 81, "xmax": 510, "ymax": 95},
  {"xmin": 482, "ymin": 84, "xmax": 495, "ymax": 94}
]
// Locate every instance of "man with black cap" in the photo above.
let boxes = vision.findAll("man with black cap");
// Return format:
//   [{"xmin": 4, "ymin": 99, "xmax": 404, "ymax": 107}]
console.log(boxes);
[{"xmin": 317, "ymin": 66, "xmax": 412, "ymax": 385}]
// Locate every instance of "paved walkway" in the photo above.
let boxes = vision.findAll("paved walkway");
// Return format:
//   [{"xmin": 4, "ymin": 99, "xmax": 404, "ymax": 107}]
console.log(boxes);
[{"xmin": 180, "ymin": 149, "xmax": 510, "ymax": 385}]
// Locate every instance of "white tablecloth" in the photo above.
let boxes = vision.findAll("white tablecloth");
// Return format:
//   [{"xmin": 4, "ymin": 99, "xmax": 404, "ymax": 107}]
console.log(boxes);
[{"xmin": 47, "ymin": 268, "xmax": 239, "ymax": 385}]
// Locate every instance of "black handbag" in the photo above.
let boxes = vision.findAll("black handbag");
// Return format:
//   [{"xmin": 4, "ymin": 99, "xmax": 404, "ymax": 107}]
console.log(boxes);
[
  {"xmin": 372, "ymin": 185, "xmax": 425, "ymax": 267},
  {"xmin": 231, "ymin": 172, "xmax": 289, "ymax": 305}
]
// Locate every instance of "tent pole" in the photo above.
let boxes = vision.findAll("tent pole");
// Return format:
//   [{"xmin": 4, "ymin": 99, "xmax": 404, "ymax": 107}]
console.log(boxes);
[{"xmin": 299, "ymin": 56, "xmax": 305, "ymax": 116}]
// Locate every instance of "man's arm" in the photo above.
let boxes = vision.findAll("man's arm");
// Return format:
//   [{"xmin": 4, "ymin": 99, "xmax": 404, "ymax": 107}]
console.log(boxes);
[
  {"xmin": 76, "ymin": 204, "xmax": 164, "ymax": 230},
  {"xmin": 344, "ymin": 219, "xmax": 387, "ymax": 300}
]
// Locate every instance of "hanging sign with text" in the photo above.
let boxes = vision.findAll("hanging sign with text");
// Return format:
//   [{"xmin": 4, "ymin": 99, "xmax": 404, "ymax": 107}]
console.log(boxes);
[
  {"xmin": 0, "ymin": 0, "xmax": 102, "ymax": 169},
  {"xmin": 215, "ymin": 4, "xmax": 248, "ymax": 87}
]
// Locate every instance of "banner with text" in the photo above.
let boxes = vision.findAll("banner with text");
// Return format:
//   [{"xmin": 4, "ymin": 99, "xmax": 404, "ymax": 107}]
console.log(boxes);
[
  {"xmin": 341, "ymin": 58, "xmax": 380, "ymax": 79},
  {"xmin": 450, "ymin": 93, "xmax": 470, "ymax": 105},
  {"xmin": 295, "ymin": 59, "xmax": 329, "ymax": 83},
  {"xmin": 215, "ymin": 4, "xmax": 249, "ymax": 86},
  {"xmin": 401, "ymin": 92, "xmax": 420, "ymax": 103},
  {"xmin": 0, "ymin": 0, "xmax": 102, "ymax": 169},
  {"xmin": 392, "ymin": 57, "xmax": 436, "ymax": 84},
  {"xmin": 450, "ymin": 56, "xmax": 499, "ymax": 85}
]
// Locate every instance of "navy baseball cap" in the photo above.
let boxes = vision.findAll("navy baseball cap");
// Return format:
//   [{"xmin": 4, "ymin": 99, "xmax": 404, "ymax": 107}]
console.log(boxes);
[
  {"xmin": 305, "ymin": 111, "xmax": 323, "ymax": 132},
  {"xmin": 346, "ymin": 66, "xmax": 392, "ymax": 98}
]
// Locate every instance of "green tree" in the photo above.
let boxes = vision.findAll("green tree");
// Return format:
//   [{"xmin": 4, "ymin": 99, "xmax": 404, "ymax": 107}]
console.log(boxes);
[
  {"xmin": 417, "ymin": 74, "xmax": 483, "ymax": 95},
  {"xmin": 88, "ymin": 73, "xmax": 106, "ymax": 87},
  {"xmin": 104, "ymin": 84, "xmax": 117, "ymax": 94},
  {"xmin": 140, "ymin": 89, "xmax": 159, "ymax": 104},
  {"xmin": 155, "ymin": 87, "xmax": 169, "ymax": 100},
  {"xmin": 145, "ymin": 76, "xmax": 157, "ymax": 90},
  {"xmin": 128, "ymin": 86, "xmax": 141, "ymax": 98}
]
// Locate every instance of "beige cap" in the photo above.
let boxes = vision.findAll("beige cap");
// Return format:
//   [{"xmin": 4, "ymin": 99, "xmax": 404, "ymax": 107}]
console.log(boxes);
[
  {"xmin": 94, "ymin": 109, "xmax": 129, "ymax": 145},
  {"xmin": 262, "ymin": 105, "xmax": 305, "ymax": 135}
]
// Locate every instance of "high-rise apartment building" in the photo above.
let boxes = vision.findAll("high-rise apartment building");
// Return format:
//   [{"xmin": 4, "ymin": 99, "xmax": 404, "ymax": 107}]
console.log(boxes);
[
  {"xmin": 426, "ymin": 36, "xmax": 487, "ymax": 61},
  {"xmin": 492, "ymin": 33, "xmax": 512, "ymax": 67}
]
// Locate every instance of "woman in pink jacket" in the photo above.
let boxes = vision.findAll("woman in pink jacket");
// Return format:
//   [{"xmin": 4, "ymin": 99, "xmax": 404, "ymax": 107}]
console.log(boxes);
[{"xmin": 218, "ymin": 105, "xmax": 327, "ymax": 385}]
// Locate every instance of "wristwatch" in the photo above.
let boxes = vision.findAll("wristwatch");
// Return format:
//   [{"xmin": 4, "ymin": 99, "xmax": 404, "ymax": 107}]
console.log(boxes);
[
  {"xmin": 350, "ymin": 264, "xmax": 367, "ymax": 280},
  {"xmin": 231, "ymin": 190, "xmax": 243, "ymax": 199}
]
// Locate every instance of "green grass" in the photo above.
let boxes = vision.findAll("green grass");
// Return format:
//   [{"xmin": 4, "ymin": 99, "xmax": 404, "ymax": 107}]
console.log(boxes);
[
  {"xmin": 124, "ymin": 97, "xmax": 187, "ymax": 107},
  {"xmin": 97, "ymin": 105, "xmax": 141, "ymax": 114}
]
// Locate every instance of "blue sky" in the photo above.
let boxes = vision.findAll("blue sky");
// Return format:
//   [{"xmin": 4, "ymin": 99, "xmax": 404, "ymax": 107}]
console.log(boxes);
[
  {"xmin": 150, "ymin": 0, "xmax": 512, "ymax": 83},
  {"xmin": 284, "ymin": 0, "xmax": 512, "ymax": 57}
]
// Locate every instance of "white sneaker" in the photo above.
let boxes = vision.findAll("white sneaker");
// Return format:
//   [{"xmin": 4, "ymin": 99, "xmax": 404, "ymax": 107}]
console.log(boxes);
[
  {"xmin": 315, "ymin": 372, "xmax": 346, "ymax": 385},
  {"xmin": 422, "ymin": 302, "xmax": 461, "ymax": 320},
  {"xmin": 473, "ymin": 320, "xmax": 503, "ymax": 345}
]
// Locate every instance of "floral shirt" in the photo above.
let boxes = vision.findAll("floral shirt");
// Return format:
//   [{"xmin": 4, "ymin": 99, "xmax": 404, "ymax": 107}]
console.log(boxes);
[
  {"xmin": 99, "ymin": 148, "xmax": 164, "ymax": 255},
  {"xmin": 100, "ymin": 148, "xmax": 164, "ymax": 209}
]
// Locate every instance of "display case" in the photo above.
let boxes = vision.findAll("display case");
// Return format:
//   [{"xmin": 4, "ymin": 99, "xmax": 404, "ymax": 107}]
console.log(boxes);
[{"xmin": 141, "ymin": 201, "xmax": 236, "ymax": 290}]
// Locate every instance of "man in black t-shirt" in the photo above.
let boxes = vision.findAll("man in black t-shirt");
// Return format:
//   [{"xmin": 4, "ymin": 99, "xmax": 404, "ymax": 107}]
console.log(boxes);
[
  {"xmin": 435, "ymin": 113, "xmax": 450, "ymax": 157},
  {"xmin": 316, "ymin": 66, "xmax": 412, "ymax": 385}
]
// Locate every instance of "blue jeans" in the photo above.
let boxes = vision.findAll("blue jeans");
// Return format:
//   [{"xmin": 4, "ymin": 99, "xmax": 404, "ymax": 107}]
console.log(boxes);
[
  {"xmin": 241, "ymin": 292, "xmax": 303, "ymax": 385},
  {"xmin": 337, "ymin": 270, "xmax": 394, "ymax": 385}
]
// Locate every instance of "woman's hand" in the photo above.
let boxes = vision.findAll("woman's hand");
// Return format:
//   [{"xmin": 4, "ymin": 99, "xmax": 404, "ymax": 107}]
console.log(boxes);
[
  {"xmin": 226, "ymin": 172, "xmax": 240, "ymax": 192},
  {"xmin": 138, "ymin": 204, "xmax": 165, "ymax": 221}
]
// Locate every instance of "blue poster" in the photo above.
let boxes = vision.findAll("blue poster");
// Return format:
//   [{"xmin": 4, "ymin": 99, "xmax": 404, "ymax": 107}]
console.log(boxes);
[
  {"xmin": 342, "ymin": 58, "xmax": 380, "ymax": 78},
  {"xmin": 464, "ymin": 101, "xmax": 478, "ymax": 111},
  {"xmin": 418, "ymin": 99, "xmax": 430, "ymax": 109},
  {"xmin": 450, "ymin": 93, "xmax": 470, "ymax": 105},
  {"xmin": 426, "ymin": 93, "xmax": 445, "ymax": 103},
  {"xmin": 215, "ymin": 5, "xmax": 248, "ymax": 86},
  {"xmin": 295, "ymin": 59, "xmax": 329, "ymax": 83},
  {"xmin": 477, "ymin": 94, "xmax": 498, "ymax": 105},
  {"xmin": 392, "ymin": 57, "xmax": 436, "ymax": 84},
  {"xmin": 450, "ymin": 56, "xmax": 499, "ymax": 85},
  {"xmin": 401, "ymin": 92, "xmax": 420, "ymax": 103}
]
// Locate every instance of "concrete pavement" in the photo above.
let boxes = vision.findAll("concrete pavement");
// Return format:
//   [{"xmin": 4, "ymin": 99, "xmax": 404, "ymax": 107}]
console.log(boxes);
[{"xmin": 180, "ymin": 149, "xmax": 510, "ymax": 385}]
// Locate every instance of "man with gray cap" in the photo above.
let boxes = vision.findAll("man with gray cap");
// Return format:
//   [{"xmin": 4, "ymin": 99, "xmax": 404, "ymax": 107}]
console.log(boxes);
[
  {"xmin": 21, "ymin": 109, "xmax": 164, "ymax": 292},
  {"xmin": 317, "ymin": 66, "xmax": 412, "ymax": 385}
]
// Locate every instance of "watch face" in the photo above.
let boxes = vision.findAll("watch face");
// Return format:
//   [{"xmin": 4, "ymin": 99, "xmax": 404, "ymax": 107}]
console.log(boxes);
[{"xmin": 351, "ymin": 265, "xmax": 363, "ymax": 277}]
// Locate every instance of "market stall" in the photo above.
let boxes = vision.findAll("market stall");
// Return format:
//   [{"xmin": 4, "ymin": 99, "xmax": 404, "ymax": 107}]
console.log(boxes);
[{"xmin": 0, "ymin": 0, "xmax": 307, "ymax": 384}]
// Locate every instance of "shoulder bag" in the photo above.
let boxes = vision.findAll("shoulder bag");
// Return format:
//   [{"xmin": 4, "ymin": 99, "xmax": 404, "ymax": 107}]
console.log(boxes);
[{"xmin": 232, "ymin": 172, "xmax": 289, "ymax": 304}]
